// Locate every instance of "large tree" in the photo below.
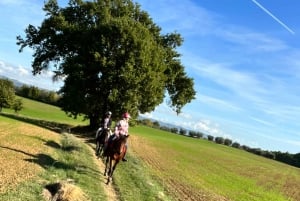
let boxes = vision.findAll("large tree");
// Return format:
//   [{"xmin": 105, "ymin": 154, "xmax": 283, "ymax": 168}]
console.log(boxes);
[{"xmin": 17, "ymin": 0, "xmax": 196, "ymax": 128}]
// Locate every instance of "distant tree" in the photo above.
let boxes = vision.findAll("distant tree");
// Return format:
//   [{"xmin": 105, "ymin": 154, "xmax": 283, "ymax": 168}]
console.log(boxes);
[
  {"xmin": 28, "ymin": 86, "xmax": 40, "ymax": 100},
  {"xmin": 224, "ymin": 138, "xmax": 232, "ymax": 146},
  {"xmin": 249, "ymin": 148, "xmax": 263, "ymax": 156},
  {"xmin": 0, "ymin": 79, "xmax": 15, "ymax": 112},
  {"xmin": 215, "ymin": 137, "xmax": 225, "ymax": 144},
  {"xmin": 160, "ymin": 126, "xmax": 171, "ymax": 132},
  {"xmin": 232, "ymin": 142, "xmax": 240, "ymax": 148},
  {"xmin": 170, "ymin": 127, "xmax": 178, "ymax": 134},
  {"xmin": 207, "ymin": 135, "xmax": 214, "ymax": 141},
  {"xmin": 179, "ymin": 128, "xmax": 187, "ymax": 135},
  {"xmin": 17, "ymin": 0, "xmax": 196, "ymax": 128},
  {"xmin": 141, "ymin": 119, "xmax": 153, "ymax": 127},
  {"xmin": 47, "ymin": 91, "xmax": 60, "ymax": 104},
  {"xmin": 12, "ymin": 98, "xmax": 23, "ymax": 114},
  {"xmin": 293, "ymin": 153, "xmax": 300, "ymax": 167},
  {"xmin": 16, "ymin": 85, "xmax": 30, "ymax": 97},
  {"xmin": 189, "ymin": 130, "xmax": 196, "ymax": 137},
  {"xmin": 152, "ymin": 121, "xmax": 160, "ymax": 128},
  {"xmin": 261, "ymin": 151, "xmax": 275, "ymax": 160},
  {"xmin": 196, "ymin": 131, "xmax": 204, "ymax": 138},
  {"xmin": 16, "ymin": 84, "xmax": 60, "ymax": 105},
  {"xmin": 241, "ymin": 145, "xmax": 250, "ymax": 151},
  {"xmin": 274, "ymin": 151, "xmax": 296, "ymax": 166}
]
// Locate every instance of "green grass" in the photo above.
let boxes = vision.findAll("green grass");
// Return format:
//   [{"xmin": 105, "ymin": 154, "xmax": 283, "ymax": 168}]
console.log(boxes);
[
  {"xmin": 111, "ymin": 155, "xmax": 173, "ymax": 201},
  {"xmin": 0, "ymin": 115, "xmax": 105, "ymax": 200},
  {"xmin": 3, "ymin": 96, "xmax": 87, "ymax": 126},
  {"xmin": 129, "ymin": 126, "xmax": 299, "ymax": 201},
  {"xmin": 1, "ymin": 97, "xmax": 300, "ymax": 201},
  {"xmin": 1, "ymin": 97, "xmax": 170, "ymax": 201}
]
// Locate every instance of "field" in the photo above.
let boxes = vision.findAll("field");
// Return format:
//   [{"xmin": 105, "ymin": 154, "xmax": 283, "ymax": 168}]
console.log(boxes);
[
  {"xmin": 0, "ymin": 97, "xmax": 300, "ymax": 201},
  {"xmin": 130, "ymin": 127, "xmax": 300, "ymax": 201}
]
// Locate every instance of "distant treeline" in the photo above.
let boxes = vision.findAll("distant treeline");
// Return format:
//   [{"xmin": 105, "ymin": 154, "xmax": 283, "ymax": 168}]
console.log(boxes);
[
  {"xmin": 138, "ymin": 118, "xmax": 300, "ymax": 168},
  {"xmin": 15, "ymin": 85, "xmax": 61, "ymax": 106}
]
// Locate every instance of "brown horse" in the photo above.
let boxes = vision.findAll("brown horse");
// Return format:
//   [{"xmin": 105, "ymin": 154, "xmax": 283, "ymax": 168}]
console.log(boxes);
[
  {"xmin": 95, "ymin": 128, "xmax": 111, "ymax": 158},
  {"xmin": 103, "ymin": 134, "xmax": 129, "ymax": 184}
]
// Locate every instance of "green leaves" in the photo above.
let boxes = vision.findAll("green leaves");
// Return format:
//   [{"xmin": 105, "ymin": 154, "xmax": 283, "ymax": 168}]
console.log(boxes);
[{"xmin": 17, "ymin": 0, "xmax": 196, "ymax": 127}]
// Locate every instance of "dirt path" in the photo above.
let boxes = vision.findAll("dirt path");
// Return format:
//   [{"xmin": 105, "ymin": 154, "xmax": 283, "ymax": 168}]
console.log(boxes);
[{"xmin": 80, "ymin": 137, "xmax": 119, "ymax": 201}]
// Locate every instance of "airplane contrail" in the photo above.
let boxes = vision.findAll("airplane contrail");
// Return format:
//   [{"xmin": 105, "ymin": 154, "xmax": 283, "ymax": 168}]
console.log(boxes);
[{"xmin": 251, "ymin": 0, "xmax": 295, "ymax": 34}]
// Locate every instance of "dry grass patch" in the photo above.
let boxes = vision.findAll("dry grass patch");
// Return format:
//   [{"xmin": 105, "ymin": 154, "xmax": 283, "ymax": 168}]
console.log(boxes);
[
  {"xmin": 43, "ymin": 180, "xmax": 90, "ymax": 201},
  {"xmin": 0, "ymin": 119, "xmax": 61, "ymax": 193}
]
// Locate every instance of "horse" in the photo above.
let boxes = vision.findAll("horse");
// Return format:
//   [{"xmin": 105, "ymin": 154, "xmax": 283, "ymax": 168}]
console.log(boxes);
[
  {"xmin": 95, "ymin": 128, "xmax": 111, "ymax": 158},
  {"xmin": 103, "ymin": 134, "xmax": 129, "ymax": 184}
]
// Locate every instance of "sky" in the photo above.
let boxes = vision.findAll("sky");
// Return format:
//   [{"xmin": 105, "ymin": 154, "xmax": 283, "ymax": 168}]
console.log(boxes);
[{"xmin": 0, "ymin": 0, "xmax": 300, "ymax": 154}]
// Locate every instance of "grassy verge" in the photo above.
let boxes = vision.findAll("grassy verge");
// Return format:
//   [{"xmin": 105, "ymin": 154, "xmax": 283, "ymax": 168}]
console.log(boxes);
[
  {"xmin": 0, "ymin": 115, "xmax": 105, "ymax": 201},
  {"xmin": 110, "ymin": 154, "xmax": 173, "ymax": 201}
]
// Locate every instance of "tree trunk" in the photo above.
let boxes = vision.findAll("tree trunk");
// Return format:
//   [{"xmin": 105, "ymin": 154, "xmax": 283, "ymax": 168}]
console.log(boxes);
[{"xmin": 89, "ymin": 113, "xmax": 100, "ymax": 129}]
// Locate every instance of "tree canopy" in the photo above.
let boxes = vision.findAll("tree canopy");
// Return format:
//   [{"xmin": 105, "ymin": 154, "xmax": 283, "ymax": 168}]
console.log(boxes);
[{"xmin": 17, "ymin": 0, "xmax": 196, "ymax": 128}]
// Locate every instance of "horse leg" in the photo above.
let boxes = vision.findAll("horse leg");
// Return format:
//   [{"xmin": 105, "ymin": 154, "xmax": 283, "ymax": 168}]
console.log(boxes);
[
  {"xmin": 99, "ymin": 145, "xmax": 103, "ymax": 156},
  {"xmin": 106, "ymin": 158, "xmax": 113, "ymax": 185},
  {"xmin": 104, "ymin": 156, "xmax": 109, "ymax": 176},
  {"xmin": 95, "ymin": 140, "xmax": 100, "ymax": 156},
  {"xmin": 108, "ymin": 160, "xmax": 119, "ymax": 180}
]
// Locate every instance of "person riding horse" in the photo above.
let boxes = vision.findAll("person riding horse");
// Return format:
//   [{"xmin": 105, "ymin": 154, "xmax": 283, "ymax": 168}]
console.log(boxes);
[
  {"xmin": 95, "ymin": 111, "xmax": 112, "ymax": 156},
  {"xmin": 103, "ymin": 112, "xmax": 130, "ymax": 161}
]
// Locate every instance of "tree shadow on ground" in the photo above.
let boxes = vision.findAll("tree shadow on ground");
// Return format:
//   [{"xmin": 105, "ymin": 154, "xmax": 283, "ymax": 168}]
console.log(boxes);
[
  {"xmin": 0, "ymin": 145, "xmax": 75, "ymax": 170},
  {"xmin": 0, "ymin": 112, "xmax": 96, "ymax": 142},
  {"xmin": 0, "ymin": 112, "xmax": 101, "ymax": 168},
  {"xmin": 21, "ymin": 134, "xmax": 78, "ymax": 152},
  {"xmin": 0, "ymin": 112, "xmax": 72, "ymax": 134}
]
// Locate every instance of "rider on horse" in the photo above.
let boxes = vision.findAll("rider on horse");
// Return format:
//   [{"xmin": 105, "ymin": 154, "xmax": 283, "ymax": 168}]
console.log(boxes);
[
  {"xmin": 103, "ymin": 112, "xmax": 131, "ymax": 161},
  {"xmin": 96, "ymin": 111, "xmax": 112, "ymax": 140}
]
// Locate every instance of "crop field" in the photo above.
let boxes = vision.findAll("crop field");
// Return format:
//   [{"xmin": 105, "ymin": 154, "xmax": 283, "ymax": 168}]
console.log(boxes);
[
  {"xmin": 129, "ymin": 126, "xmax": 300, "ymax": 201},
  {"xmin": 0, "ymin": 97, "xmax": 300, "ymax": 201}
]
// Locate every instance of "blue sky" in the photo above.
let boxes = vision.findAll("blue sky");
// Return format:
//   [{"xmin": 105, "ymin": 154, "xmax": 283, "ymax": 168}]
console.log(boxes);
[{"xmin": 0, "ymin": 0, "xmax": 300, "ymax": 154}]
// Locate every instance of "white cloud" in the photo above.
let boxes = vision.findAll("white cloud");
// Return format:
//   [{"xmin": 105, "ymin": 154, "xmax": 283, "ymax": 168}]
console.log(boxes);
[
  {"xmin": 196, "ymin": 94, "xmax": 242, "ymax": 112},
  {"xmin": 218, "ymin": 28, "xmax": 288, "ymax": 52},
  {"xmin": 0, "ymin": 60, "xmax": 62, "ymax": 91},
  {"xmin": 249, "ymin": 116, "xmax": 275, "ymax": 127},
  {"xmin": 178, "ymin": 112, "xmax": 193, "ymax": 119},
  {"xmin": 140, "ymin": 112, "xmax": 153, "ymax": 119},
  {"xmin": 17, "ymin": 66, "xmax": 30, "ymax": 76}
]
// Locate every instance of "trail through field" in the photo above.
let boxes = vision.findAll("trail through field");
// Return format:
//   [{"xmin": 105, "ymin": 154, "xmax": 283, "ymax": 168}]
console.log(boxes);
[{"xmin": 81, "ymin": 137, "xmax": 118, "ymax": 201}]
